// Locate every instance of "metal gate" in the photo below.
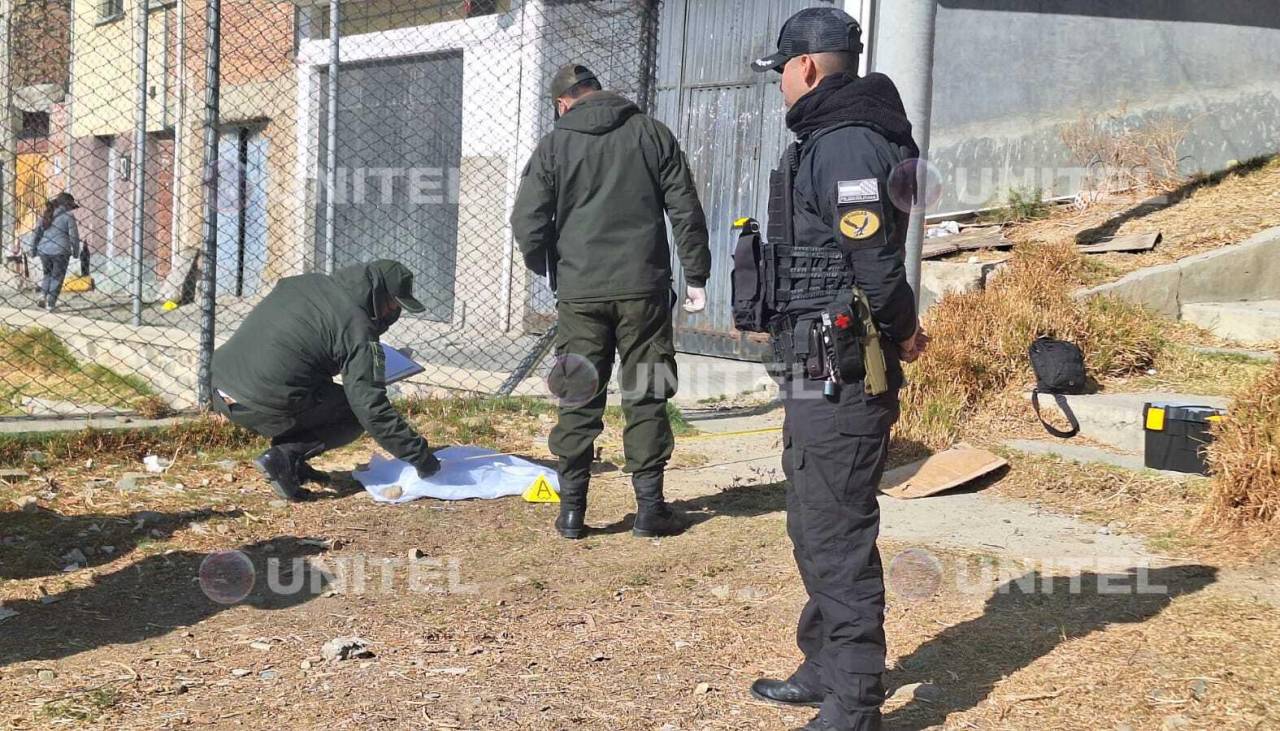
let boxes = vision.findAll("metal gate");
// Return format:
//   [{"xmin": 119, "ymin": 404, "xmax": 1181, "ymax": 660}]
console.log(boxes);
[
  {"xmin": 316, "ymin": 52, "xmax": 465, "ymax": 323},
  {"xmin": 656, "ymin": 0, "xmax": 836, "ymax": 359}
]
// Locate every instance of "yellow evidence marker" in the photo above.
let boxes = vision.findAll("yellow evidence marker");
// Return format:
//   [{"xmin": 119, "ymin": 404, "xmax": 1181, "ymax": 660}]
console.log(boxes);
[{"xmin": 522, "ymin": 475, "xmax": 560, "ymax": 504}]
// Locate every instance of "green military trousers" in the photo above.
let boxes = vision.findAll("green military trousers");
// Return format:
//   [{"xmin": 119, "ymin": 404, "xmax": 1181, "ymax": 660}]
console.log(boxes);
[{"xmin": 547, "ymin": 292, "xmax": 678, "ymax": 509}]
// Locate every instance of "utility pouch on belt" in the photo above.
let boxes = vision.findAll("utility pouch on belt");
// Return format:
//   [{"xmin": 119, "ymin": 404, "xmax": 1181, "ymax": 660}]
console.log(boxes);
[
  {"xmin": 822, "ymin": 299, "xmax": 865, "ymax": 385},
  {"xmin": 731, "ymin": 218, "xmax": 769, "ymax": 332}
]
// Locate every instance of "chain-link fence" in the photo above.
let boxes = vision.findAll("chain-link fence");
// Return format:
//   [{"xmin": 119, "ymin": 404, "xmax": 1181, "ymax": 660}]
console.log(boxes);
[{"xmin": 0, "ymin": 0, "xmax": 660, "ymax": 420}]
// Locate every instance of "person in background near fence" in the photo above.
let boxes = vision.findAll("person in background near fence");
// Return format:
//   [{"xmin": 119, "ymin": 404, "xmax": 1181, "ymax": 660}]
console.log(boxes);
[
  {"xmin": 743, "ymin": 9, "xmax": 928, "ymax": 731},
  {"xmin": 511, "ymin": 63, "xmax": 711, "ymax": 540},
  {"xmin": 209, "ymin": 260, "xmax": 442, "ymax": 502},
  {"xmin": 30, "ymin": 192, "xmax": 81, "ymax": 313}
]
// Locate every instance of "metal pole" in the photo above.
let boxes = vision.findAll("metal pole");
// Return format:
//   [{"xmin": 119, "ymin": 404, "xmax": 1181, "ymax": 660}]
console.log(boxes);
[
  {"xmin": 0, "ymin": 0, "xmax": 15, "ymax": 262},
  {"xmin": 195, "ymin": 0, "xmax": 222, "ymax": 407},
  {"xmin": 130, "ymin": 0, "xmax": 152, "ymax": 325},
  {"xmin": 323, "ymin": 0, "xmax": 339, "ymax": 274},
  {"xmin": 871, "ymin": 0, "xmax": 937, "ymax": 308}
]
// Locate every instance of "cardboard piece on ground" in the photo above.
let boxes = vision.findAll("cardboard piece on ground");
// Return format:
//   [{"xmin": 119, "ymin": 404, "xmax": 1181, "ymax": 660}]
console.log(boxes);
[
  {"xmin": 522, "ymin": 475, "xmax": 560, "ymax": 504},
  {"xmin": 922, "ymin": 227, "xmax": 1011, "ymax": 260},
  {"xmin": 1077, "ymin": 232, "xmax": 1162, "ymax": 255},
  {"xmin": 881, "ymin": 445, "xmax": 1008, "ymax": 500}
]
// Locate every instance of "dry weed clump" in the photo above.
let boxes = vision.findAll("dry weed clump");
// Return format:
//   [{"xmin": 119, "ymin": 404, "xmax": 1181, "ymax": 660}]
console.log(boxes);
[
  {"xmin": 1206, "ymin": 361, "xmax": 1280, "ymax": 527},
  {"xmin": 1061, "ymin": 111, "xmax": 1190, "ymax": 196},
  {"xmin": 898, "ymin": 242, "xmax": 1162, "ymax": 447}
]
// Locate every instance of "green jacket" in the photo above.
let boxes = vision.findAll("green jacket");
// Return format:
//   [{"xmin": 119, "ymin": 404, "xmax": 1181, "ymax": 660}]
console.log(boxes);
[
  {"xmin": 212, "ymin": 261, "xmax": 431, "ymax": 465},
  {"xmin": 511, "ymin": 92, "xmax": 711, "ymax": 302}
]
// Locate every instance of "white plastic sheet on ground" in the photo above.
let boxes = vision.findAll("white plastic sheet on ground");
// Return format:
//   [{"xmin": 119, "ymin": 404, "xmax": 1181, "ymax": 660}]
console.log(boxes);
[{"xmin": 353, "ymin": 446, "xmax": 559, "ymax": 504}]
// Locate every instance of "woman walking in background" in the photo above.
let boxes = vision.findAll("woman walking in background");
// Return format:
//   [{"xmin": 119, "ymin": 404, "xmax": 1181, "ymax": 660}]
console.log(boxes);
[{"xmin": 30, "ymin": 192, "xmax": 81, "ymax": 312}]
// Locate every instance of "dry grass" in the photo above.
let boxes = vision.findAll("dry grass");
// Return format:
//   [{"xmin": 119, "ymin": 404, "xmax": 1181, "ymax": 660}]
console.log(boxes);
[
  {"xmin": 899, "ymin": 242, "xmax": 1163, "ymax": 448},
  {"xmin": 1008, "ymin": 156, "xmax": 1280, "ymax": 279},
  {"xmin": 1206, "ymin": 360, "xmax": 1280, "ymax": 528},
  {"xmin": 1061, "ymin": 111, "xmax": 1191, "ymax": 196}
]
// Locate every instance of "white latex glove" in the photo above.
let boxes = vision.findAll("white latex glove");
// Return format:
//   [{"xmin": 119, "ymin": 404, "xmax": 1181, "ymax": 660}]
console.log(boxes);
[{"xmin": 682, "ymin": 286, "xmax": 707, "ymax": 314}]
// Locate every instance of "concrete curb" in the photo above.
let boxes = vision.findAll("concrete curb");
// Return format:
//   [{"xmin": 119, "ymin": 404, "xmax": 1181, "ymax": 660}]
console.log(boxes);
[{"xmin": 1076, "ymin": 225, "xmax": 1280, "ymax": 318}]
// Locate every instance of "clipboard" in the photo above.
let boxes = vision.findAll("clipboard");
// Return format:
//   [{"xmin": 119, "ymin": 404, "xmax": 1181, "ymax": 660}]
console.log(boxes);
[{"xmin": 381, "ymin": 344, "xmax": 425, "ymax": 385}]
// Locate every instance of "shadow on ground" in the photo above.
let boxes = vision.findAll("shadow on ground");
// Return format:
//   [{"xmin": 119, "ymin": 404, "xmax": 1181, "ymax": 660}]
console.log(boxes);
[
  {"xmin": 884, "ymin": 564, "xmax": 1218, "ymax": 730},
  {"xmin": 0, "ymin": 507, "xmax": 244, "ymax": 580},
  {"xmin": 0, "ymin": 538, "xmax": 329, "ymax": 667}
]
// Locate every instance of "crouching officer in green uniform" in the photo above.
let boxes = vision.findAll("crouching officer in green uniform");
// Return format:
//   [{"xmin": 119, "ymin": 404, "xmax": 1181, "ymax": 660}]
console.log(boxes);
[
  {"xmin": 210, "ymin": 260, "xmax": 442, "ymax": 501},
  {"xmin": 511, "ymin": 64, "xmax": 711, "ymax": 539},
  {"xmin": 736, "ymin": 9, "xmax": 929, "ymax": 731}
]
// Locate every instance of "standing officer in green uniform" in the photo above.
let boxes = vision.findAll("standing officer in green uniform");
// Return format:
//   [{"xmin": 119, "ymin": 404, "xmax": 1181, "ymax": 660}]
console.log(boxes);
[
  {"xmin": 511, "ymin": 64, "xmax": 711, "ymax": 540},
  {"xmin": 737, "ymin": 9, "xmax": 928, "ymax": 731},
  {"xmin": 210, "ymin": 260, "xmax": 442, "ymax": 502}
]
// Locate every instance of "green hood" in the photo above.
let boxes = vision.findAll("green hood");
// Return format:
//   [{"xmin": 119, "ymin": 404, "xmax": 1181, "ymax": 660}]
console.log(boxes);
[
  {"xmin": 330, "ymin": 260, "xmax": 404, "ymax": 333},
  {"xmin": 555, "ymin": 92, "xmax": 639, "ymax": 135}
]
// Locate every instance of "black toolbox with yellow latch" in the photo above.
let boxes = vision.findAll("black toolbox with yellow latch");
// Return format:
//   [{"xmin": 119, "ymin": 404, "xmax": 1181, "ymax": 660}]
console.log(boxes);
[{"xmin": 1143, "ymin": 403, "xmax": 1224, "ymax": 475}]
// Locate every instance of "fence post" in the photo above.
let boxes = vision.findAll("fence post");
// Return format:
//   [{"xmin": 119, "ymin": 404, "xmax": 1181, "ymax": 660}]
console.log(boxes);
[
  {"xmin": 0, "ymin": 0, "xmax": 14, "ymax": 263},
  {"xmin": 130, "ymin": 0, "xmax": 151, "ymax": 326},
  {"xmin": 323, "ymin": 0, "xmax": 339, "ymax": 274},
  {"xmin": 871, "ymin": 0, "xmax": 937, "ymax": 308},
  {"xmin": 196, "ymin": 0, "xmax": 223, "ymax": 408}
]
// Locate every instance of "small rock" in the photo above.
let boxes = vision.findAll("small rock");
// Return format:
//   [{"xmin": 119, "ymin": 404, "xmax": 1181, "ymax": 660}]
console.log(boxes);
[
  {"xmin": 259, "ymin": 670, "xmax": 279, "ymax": 680},
  {"xmin": 673, "ymin": 640, "xmax": 690, "ymax": 650},
  {"xmin": 84, "ymin": 459, "xmax": 94, "ymax": 469},
  {"xmin": 250, "ymin": 641, "xmax": 272, "ymax": 651},
  {"xmin": 143, "ymin": 455, "xmax": 170, "ymax": 473},
  {"xmin": 693, "ymin": 682, "xmax": 712, "ymax": 696},
  {"xmin": 736, "ymin": 587, "xmax": 767, "ymax": 601},
  {"xmin": 13, "ymin": 496, "xmax": 38, "ymax": 512},
  {"xmin": 223, "ymin": 473, "xmax": 236, "ymax": 484},
  {"xmin": 62, "ymin": 548, "xmax": 88, "ymax": 566},
  {"xmin": 1096, "ymin": 526, "xmax": 1112, "ymax": 536},
  {"xmin": 116, "ymin": 473, "xmax": 152, "ymax": 492},
  {"xmin": 410, "ymin": 548, "xmax": 428, "ymax": 560},
  {"xmin": 466, "ymin": 646, "xmax": 484, "ymax": 656},
  {"xmin": 299, "ymin": 659, "xmax": 313, "ymax": 670},
  {"xmin": 590, "ymin": 651, "xmax": 609, "ymax": 662},
  {"xmin": 1107, "ymin": 520, "xmax": 1128, "ymax": 532},
  {"xmin": 1189, "ymin": 678, "xmax": 1210, "ymax": 701},
  {"xmin": 36, "ymin": 669, "xmax": 56, "ymax": 682},
  {"xmin": 321, "ymin": 637, "xmax": 373, "ymax": 663},
  {"xmin": 83, "ymin": 479, "xmax": 113, "ymax": 490},
  {"xmin": 269, "ymin": 500, "xmax": 289, "ymax": 510},
  {"xmin": 230, "ymin": 668, "xmax": 252, "ymax": 678},
  {"xmin": 101, "ymin": 545, "xmax": 115, "ymax": 555},
  {"xmin": 213, "ymin": 460, "xmax": 238, "ymax": 473},
  {"xmin": 381, "ymin": 485, "xmax": 404, "ymax": 501},
  {"xmin": 1163, "ymin": 716, "xmax": 1191, "ymax": 731},
  {"xmin": 24, "ymin": 451, "xmax": 46, "ymax": 465},
  {"xmin": 39, "ymin": 595, "xmax": 62, "ymax": 606},
  {"xmin": 889, "ymin": 682, "xmax": 942, "ymax": 703}
]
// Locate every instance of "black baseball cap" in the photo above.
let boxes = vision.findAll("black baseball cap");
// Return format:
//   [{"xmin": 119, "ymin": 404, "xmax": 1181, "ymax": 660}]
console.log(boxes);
[
  {"xmin": 750, "ymin": 7, "xmax": 864, "ymax": 74},
  {"xmin": 372, "ymin": 260, "xmax": 426, "ymax": 314},
  {"xmin": 549, "ymin": 63, "xmax": 599, "ymax": 99}
]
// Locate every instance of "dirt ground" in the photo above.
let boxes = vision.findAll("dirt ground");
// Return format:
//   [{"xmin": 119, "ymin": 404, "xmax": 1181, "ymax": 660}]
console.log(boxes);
[{"xmin": 2, "ymin": 402, "xmax": 1278, "ymax": 731}]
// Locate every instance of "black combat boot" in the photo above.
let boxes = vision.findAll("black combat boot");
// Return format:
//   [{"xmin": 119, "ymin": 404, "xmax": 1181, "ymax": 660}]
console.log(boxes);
[
  {"xmin": 254, "ymin": 447, "xmax": 305, "ymax": 501},
  {"xmin": 631, "ymin": 472, "xmax": 687, "ymax": 538},
  {"xmin": 554, "ymin": 477, "xmax": 589, "ymax": 539},
  {"xmin": 297, "ymin": 462, "xmax": 331, "ymax": 486},
  {"xmin": 751, "ymin": 678, "xmax": 824, "ymax": 708}
]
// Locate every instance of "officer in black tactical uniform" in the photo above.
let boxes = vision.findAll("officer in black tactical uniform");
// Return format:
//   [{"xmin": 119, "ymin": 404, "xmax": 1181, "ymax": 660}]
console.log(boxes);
[
  {"xmin": 735, "ymin": 9, "xmax": 929, "ymax": 731},
  {"xmin": 511, "ymin": 64, "xmax": 711, "ymax": 540}
]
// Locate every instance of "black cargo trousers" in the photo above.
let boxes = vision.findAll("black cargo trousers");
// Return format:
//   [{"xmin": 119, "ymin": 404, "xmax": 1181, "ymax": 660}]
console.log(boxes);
[
  {"xmin": 209, "ymin": 381, "xmax": 365, "ymax": 463},
  {"xmin": 547, "ymin": 292, "xmax": 677, "ymax": 510},
  {"xmin": 780, "ymin": 373, "xmax": 895, "ymax": 731}
]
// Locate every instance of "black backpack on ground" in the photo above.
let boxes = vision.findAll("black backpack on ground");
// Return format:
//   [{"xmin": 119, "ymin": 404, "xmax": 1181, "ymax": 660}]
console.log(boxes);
[{"xmin": 1029, "ymin": 337, "xmax": 1087, "ymax": 439}]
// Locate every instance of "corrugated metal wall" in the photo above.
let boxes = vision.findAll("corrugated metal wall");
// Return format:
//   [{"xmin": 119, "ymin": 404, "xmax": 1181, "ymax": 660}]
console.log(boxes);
[{"xmin": 657, "ymin": 0, "xmax": 835, "ymax": 359}]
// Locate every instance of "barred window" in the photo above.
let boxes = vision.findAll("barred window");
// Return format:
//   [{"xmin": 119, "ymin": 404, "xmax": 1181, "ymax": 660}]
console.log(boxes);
[{"xmin": 98, "ymin": 0, "xmax": 123, "ymax": 22}]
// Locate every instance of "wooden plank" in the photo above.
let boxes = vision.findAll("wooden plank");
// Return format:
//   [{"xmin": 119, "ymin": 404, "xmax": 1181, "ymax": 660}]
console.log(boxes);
[
  {"xmin": 881, "ymin": 445, "xmax": 1009, "ymax": 500},
  {"xmin": 921, "ymin": 241, "xmax": 961, "ymax": 260},
  {"xmin": 950, "ymin": 226, "xmax": 1012, "ymax": 252},
  {"xmin": 1077, "ymin": 232, "xmax": 1162, "ymax": 255}
]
